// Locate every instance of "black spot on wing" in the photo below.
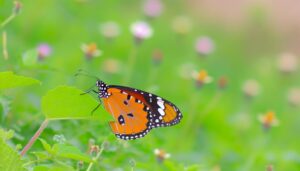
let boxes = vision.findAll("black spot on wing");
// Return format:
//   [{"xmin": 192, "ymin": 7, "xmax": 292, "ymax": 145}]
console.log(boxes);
[
  {"xmin": 127, "ymin": 113, "xmax": 134, "ymax": 117},
  {"xmin": 118, "ymin": 115, "xmax": 125, "ymax": 125}
]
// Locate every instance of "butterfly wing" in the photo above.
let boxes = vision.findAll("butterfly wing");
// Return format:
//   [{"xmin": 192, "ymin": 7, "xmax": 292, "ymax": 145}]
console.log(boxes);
[
  {"xmin": 109, "ymin": 85, "xmax": 183, "ymax": 128},
  {"xmin": 102, "ymin": 87, "xmax": 152, "ymax": 140}
]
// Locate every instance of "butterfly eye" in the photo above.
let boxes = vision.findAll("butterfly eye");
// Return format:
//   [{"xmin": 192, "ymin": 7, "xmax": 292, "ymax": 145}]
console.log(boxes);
[{"xmin": 96, "ymin": 80, "xmax": 100, "ymax": 86}]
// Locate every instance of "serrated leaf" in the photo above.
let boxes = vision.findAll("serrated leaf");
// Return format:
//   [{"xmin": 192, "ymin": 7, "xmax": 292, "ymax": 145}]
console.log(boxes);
[
  {"xmin": 22, "ymin": 49, "xmax": 39, "ymax": 66},
  {"xmin": 41, "ymin": 86, "xmax": 105, "ymax": 120},
  {"xmin": 0, "ymin": 96, "xmax": 11, "ymax": 121},
  {"xmin": 0, "ymin": 130, "xmax": 24, "ymax": 171},
  {"xmin": 39, "ymin": 139, "xmax": 53, "ymax": 154},
  {"xmin": 0, "ymin": 129, "xmax": 14, "ymax": 141},
  {"xmin": 52, "ymin": 143, "xmax": 93, "ymax": 163},
  {"xmin": 0, "ymin": 71, "xmax": 40, "ymax": 89}
]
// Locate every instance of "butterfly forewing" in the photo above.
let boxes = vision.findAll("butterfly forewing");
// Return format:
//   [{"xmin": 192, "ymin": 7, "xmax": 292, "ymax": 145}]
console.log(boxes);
[{"xmin": 102, "ymin": 87, "xmax": 152, "ymax": 140}]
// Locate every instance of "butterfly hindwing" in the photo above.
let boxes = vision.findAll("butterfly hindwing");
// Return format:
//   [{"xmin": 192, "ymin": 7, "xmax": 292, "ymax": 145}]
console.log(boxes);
[{"xmin": 109, "ymin": 85, "xmax": 183, "ymax": 128}]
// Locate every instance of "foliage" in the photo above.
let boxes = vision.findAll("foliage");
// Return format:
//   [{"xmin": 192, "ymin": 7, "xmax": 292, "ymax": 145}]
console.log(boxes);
[
  {"xmin": 1, "ymin": 0, "xmax": 300, "ymax": 171},
  {"xmin": 0, "ymin": 71, "xmax": 40, "ymax": 89},
  {"xmin": 41, "ymin": 86, "xmax": 105, "ymax": 120},
  {"xmin": 0, "ymin": 129, "xmax": 24, "ymax": 171}
]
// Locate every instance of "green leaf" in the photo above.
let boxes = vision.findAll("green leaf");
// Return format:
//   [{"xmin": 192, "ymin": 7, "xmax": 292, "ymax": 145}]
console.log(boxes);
[
  {"xmin": 39, "ymin": 139, "xmax": 53, "ymax": 154},
  {"xmin": 33, "ymin": 164, "xmax": 75, "ymax": 171},
  {"xmin": 0, "ymin": 129, "xmax": 24, "ymax": 171},
  {"xmin": 33, "ymin": 165, "xmax": 49, "ymax": 171},
  {"xmin": 31, "ymin": 151, "xmax": 49, "ymax": 161},
  {"xmin": 163, "ymin": 160, "xmax": 185, "ymax": 171},
  {"xmin": 52, "ymin": 143, "xmax": 93, "ymax": 163},
  {"xmin": 22, "ymin": 49, "xmax": 39, "ymax": 66},
  {"xmin": 0, "ymin": 71, "xmax": 40, "ymax": 89},
  {"xmin": 41, "ymin": 86, "xmax": 104, "ymax": 120},
  {"xmin": 185, "ymin": 164, "xmax": 200, "ymax": 171}
]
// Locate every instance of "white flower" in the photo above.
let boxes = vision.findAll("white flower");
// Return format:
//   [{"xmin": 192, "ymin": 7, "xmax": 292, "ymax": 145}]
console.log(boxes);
[
  {"xmin": 179, "ymin": 63, "xmax": 196, "ymax": 80},
  {"xmin": 81, "ymin": 43, "xmax": 102, "ymax": 59},
  {"xmin": 258, "ymin": 111, "xmax": 279, "ymax": 129},
  {"xmin": 100, "ymin": 21, "xmax": 120, "ymax": 39},
  {"xmin": 102, "ymin": 58, "xmax": 121, "ymax": 74},
  {"xmin": 172, "ymin": 16, "xmax": 192, "ymax": 35},
  {"xmin": 192, "ymin": 69, "xmax": 213, "ymax": 87},
  {"xmin": 154, "ymin": 148, "xmax": 171, "ymax": 162},
  {"xmin": 242, "ymin": 79, "xmax": 260, "ymax": 98},
  {"xmin": 278, "ymin": 52, "xmax": 298, "ymax": 73},
  {"xmin": 130, "ymin": 21, "xmax": 153, "ymax": 40},
  {"xmin": 287, "ymin": 88, "xmax": 300, "ymax": 106}
]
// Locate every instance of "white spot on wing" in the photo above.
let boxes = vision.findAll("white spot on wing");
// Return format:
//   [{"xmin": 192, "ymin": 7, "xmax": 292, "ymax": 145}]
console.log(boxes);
[
  {"xmin": 158, "ymin": 108, "xmax": 165, "ymax": 116},
  {"xmin": 157, "ymin": 100, "xmax": 165, "ymax": 109}
]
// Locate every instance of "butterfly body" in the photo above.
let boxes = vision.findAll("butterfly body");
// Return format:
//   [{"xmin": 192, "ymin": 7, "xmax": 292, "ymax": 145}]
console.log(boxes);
[{"xmin": 96, "ymin": 80, "xmax": 182, "ymax": 140}]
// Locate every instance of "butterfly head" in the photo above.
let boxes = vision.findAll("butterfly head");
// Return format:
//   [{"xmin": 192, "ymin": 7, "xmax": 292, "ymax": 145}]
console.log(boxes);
[{"xmin": 96, "ymin": 80, "xmax": 109, "ymax": 98}]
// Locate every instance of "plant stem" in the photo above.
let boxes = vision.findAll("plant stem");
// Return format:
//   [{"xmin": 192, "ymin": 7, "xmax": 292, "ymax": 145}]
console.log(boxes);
[
  {"xmin": 20, "ymin": 119, "xmax": 49, "ymax": 157},
  {"xmin": 183, "ymin": 91, "xmax": 200, "ymax": 129},
  {"xmin": 199, "ymin": 92, "xmax": 222, "ymax": 120},
  {"xmin": 0, "ymin": 14, "xmax": 16, "ymax": 29},
  {"xmin": 22, "ymin": 157, "xmax": 51, "ymax": 167},
  {"xmin": 86, "ymin": 142, "xmax": 105, "ymax": 171},
  {"xmin": 2, "ymin": 31, "xmax": 8, "ymax": 60},
  {"xmin": 147, "ymin": 66, "xmax": 159, "ymax": 87},
  {"xmin": 123, "ymin": 45, "xmax": 137, "ymax": 85}
]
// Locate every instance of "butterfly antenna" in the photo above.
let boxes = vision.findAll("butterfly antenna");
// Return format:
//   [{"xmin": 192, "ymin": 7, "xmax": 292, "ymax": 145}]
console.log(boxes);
[{"xmin": 74, "ymin": 69, "xmax": 100, "ymax": 80}]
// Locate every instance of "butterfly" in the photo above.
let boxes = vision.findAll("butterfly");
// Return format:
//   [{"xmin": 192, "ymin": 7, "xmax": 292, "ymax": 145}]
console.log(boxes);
[{"xmin": 95, "ymin": 80, "xmax": 183, "ymax": 140}]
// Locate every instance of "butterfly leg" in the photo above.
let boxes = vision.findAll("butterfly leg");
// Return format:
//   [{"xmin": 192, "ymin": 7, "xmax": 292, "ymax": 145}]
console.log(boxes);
[{"xmin": 90, "ymin": 103, "xmax": 101, "ymax": 115}]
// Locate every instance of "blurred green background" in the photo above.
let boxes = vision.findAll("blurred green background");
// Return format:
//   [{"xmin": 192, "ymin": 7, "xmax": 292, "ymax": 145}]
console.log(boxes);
[{"xmin": 1, "ymin": 0, "xmax": 300, "ymax": 170}]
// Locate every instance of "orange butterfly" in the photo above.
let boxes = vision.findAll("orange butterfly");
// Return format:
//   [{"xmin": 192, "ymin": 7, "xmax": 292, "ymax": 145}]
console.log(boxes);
[{"xmin": 96, "ymin": 80, "xmax": 183, "ymax": 140}]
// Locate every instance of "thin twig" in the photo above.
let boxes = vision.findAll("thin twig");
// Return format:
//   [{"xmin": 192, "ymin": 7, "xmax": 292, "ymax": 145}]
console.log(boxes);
[
  {"xmin": 0, "ymin": 14, "xmax": 16, "ymax": 29},
  {"xmin": 2, "ymin": 31, "xmax": 8, "ymax": 60},
  {"xmin": 86, "ymin": 141, "xmax": 105, "ymax": 171},
  {"xmin": 199, "ymin": 92, "xmax": 222, "ymax": 120},
  {"xmin": 20, "ymin": 119, "xmax": 49, "ymax": 156}
]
